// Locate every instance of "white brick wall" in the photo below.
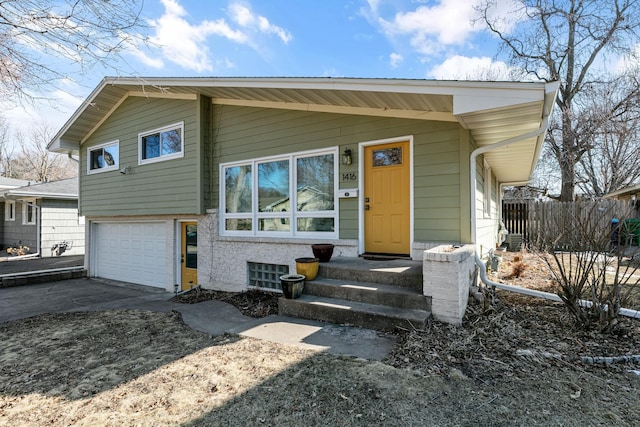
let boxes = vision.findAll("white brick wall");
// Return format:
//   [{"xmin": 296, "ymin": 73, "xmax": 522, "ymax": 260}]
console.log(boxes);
[
  {"xmin": 198, "ymin": 210, "xmax": 358, "ymax": 292},
  {"xmin": 423, "ymin": 244, "xmax": 476, "ymax": 325}
]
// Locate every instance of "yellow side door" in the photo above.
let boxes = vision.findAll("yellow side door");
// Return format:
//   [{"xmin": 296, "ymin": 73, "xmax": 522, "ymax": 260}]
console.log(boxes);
[
  {"xmin": 364, "ymin": 141, "xmax": 411, "ymax": 255},
  {"xmin": 181, "ymin": 222, "xmax": 198, "ymax": 291}
]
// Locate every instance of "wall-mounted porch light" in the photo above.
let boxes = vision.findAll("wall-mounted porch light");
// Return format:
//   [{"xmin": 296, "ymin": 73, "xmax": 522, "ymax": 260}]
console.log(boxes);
[{"xmin": 342, "ymin": 148, "xmax": 352, "ymax": 165}]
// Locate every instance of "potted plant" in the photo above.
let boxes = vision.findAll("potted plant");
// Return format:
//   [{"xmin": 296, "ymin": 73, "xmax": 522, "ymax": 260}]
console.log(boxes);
[
  {"xmin": 279, "ymin": 274, "xmax": 305, "ymax": 299},
  {"xmin": 295, "ymin": 257, "xmax": 319, "ymax": 281},
  {"xmin": 311, "ymin": 244, "xmax": 334, "ymax": 262}
]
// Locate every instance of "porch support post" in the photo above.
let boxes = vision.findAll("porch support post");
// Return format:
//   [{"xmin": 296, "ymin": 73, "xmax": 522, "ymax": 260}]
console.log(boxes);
[{"xmin": 423, "ymin": 244, "xmax": 476, "ymax": 325}]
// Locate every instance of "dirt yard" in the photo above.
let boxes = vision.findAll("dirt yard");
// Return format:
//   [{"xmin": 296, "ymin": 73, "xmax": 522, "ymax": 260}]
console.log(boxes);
[{"xmin": 0, "ymin": 252, "xmax": 639, "ymax": 426}]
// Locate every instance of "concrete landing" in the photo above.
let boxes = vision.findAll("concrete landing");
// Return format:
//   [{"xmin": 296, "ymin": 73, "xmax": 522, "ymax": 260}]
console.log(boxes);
[{"xmin": 227, "ymin": 315, "xmax": 397, "ymax": 361}]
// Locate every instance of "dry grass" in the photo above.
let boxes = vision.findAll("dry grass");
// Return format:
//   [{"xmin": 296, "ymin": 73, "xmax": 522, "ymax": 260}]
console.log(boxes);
[{"xmin": 1, "ymin": 254, "xmax": 639, "ymax": 426}]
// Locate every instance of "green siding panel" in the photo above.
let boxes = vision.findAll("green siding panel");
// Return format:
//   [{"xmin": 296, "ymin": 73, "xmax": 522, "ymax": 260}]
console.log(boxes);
[
  {"xmin": 211, "ymin": 105, "xmax": 464, "ymax": 243},
  {"xmin": 80, "ymin": 96, "xmax": 201, "ymax": 216},
  {"xmin": 81, "ymin": 98, "xmax": 467, "ymax": 243}
]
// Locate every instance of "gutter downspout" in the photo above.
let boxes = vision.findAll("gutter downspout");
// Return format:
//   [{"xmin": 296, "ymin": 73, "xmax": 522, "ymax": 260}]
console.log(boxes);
[
  {"xmin": 463, "ymin": 82, "xmax": 635, "ymax": 317},
  {"xmin": 470, "ymin": 132, "xmax": 640, "ymax": 321},
  {"xmin": 475, "ymin": 255, "xmax": 640, "ymax": 319},
  {"xmin": 469, "ymin": 114, "xmax": 550, "ymax": 247}
]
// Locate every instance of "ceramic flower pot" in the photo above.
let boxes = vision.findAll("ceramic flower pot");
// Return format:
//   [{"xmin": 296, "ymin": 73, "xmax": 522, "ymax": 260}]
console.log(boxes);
[
  {"xmin": 295, "ymin": 257, "xmax": 319, "ymax": 281},
  {"xmin": 311, "ymin": 244, "xmax": 334, "ymax": 263},
  {"xmin": 279, "ymin": 274, "xmax": 305, "ymax": 299}
]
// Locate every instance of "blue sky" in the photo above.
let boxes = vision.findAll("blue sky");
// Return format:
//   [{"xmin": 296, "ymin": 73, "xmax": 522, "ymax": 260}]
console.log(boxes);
[{"xmin": 4, "ymin": 0, "xmax": 528, "ymax": 134}]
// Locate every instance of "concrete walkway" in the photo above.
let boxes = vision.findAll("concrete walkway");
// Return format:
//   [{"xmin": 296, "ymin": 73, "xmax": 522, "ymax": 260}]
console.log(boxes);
[{"xmin": 0, "ymin": 276, "xmax": 397, "ymax": 361}]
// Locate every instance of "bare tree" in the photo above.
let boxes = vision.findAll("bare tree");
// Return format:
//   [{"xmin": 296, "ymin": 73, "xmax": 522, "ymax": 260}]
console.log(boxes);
[
  {"xmin": 576, "ymin": 77, "xmax": 640, "ymax": 196},
  {"xmin": 0, "ymin": 116, "xmax": 16, "ymax": 177},
  {"xmin": 0, "ymin": 0, "xmax": 146, "ymax": 100},
  {"xmin": 12, "ymin": 122, "xmax": 77, "ymax": 181},
  {"xmin": 479, "ymin": 0, "xmax": 640, "ymax": 201}
]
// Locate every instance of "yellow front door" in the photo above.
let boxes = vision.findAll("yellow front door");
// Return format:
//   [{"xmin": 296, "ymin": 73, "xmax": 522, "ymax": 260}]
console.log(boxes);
[
  {"xmin": 181, "ymin": 222, "xmax": 198, "ymax": 291},
  {"xmin": 364, "ymin": 141, "xmax": 411, "ymax": 255}
]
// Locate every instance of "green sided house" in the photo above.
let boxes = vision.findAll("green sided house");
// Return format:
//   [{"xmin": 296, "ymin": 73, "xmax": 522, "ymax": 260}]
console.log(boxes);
[{"xmin": 48, "ymin": 77, "xmax": 557, "ymax": 324}]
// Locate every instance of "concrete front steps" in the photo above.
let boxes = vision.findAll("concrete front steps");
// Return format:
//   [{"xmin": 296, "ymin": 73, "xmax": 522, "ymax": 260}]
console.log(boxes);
[{"xmin": 279, "ymin": 257, "xmax": 431, "ymax": 331}]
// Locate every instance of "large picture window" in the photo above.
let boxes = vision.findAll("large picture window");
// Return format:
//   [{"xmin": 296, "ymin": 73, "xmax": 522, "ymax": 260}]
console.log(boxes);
[
  {"xmin": 139, "ymin": 122, "xmax": 184, "ymax": 165},
  {"xmin": 87, "ymin": 141, "xmax": 119, "ymax": 174},
  {"xmin": 221, "ymin": 149, "xmax": 337, "ymax": 238}
]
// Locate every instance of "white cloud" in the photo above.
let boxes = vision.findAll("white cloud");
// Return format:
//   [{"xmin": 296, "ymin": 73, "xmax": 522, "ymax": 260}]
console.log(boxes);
[
  {"xmin": 390, "ymin": 52, "xmax": 403, "ymax": 68},
  {"xmin": 3, "ymin": 86, "xmax": 84, "ymax": 137},
  {"xmin": 482, "ymin": 0, "xmax": 527, "ymax": 34},
  {"xmin": 366, "ymin": 0, "xmax": 523, "ymax": 60},
  {"xmin": 148, "ymin": 0, "xmax": 246, "ymax": 72},
  {"xmin": 228, "ymin": 2, "xmax": 292, "ymax": 44},
  {"xmin": 614, "ymin": 43, "xmax": 640, "ymax": 74},
  {"xmin": 429, "ymin": 55, "xmax": 515, "ymax": 80},
  {"xmin": 144, "ymin": 0, "xmax": 291, "ymax": 73},
  {"xmin": 378, "ymin": 0, "xmax": 483, "ymax": 55}
]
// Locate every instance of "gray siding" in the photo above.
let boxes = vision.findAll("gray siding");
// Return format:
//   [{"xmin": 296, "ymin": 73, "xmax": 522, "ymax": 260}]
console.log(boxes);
[
  {"xmin": 0, "ymin": 201, "xmax": 37, "ymax": 252},
  {"xmin": 80, "ymin": 96, "xmax": 201, "ymax": 216},
  {"xmin": 40, "ymin": 199, "xmax": 85, "ymax": 257},
  {"xmin": 211, "ymin": 105, "xmax": 465, "ymax": 243}
]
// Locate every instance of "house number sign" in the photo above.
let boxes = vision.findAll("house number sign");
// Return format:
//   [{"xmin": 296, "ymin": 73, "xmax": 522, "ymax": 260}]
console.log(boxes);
[{"xmin": 342, "ymin": 172, "xmax": 357, "ymax": 181}]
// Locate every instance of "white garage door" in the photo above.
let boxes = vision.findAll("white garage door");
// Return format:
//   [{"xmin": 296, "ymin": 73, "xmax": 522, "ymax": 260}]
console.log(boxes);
[{"xmin": 94, "ymin": 222, "xmax": 167, "ymax": 288}]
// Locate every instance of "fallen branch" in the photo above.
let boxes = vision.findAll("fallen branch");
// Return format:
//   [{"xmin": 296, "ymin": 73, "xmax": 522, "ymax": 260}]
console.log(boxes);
[{"xmin": 580, "ymin": 355, "xmax": 640, "ymax": 365}]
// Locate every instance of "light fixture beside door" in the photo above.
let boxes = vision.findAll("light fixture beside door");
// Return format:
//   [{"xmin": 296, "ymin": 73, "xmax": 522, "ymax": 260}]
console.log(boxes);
[{"xmin": 342, "ymin": 148, "xmax": 352, "ymax": 165}]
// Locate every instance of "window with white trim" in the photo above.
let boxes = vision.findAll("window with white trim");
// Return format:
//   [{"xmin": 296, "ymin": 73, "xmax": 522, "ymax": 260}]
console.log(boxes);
[
  {"xmin": 22, "ymin": 201, "xmax": 36, "ymax": 225},
  {"xmin": 87, "ymin": 140, "xmax": 119, "ymax": 174},
  {"xmin": 221, "ymin": 149, "xmax": 337, "ymax": 238},
  {"xmin": 139, "ymin": 122, "xmax": 184, "ymax": 165},
  {"xmin": 4, "ymin": 201, "xmax": 15, "ymax": 221}
]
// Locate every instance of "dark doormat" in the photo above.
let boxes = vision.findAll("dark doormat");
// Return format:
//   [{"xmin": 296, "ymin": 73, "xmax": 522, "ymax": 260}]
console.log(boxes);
[{"xmin": 361, "ymin": 253, "xmax": 411, "ymax": 261}]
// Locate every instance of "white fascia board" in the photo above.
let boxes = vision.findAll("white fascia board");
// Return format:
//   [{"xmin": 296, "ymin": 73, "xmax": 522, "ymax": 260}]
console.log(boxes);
[
  {"xmin": 48, "ymin": 138, "xmax": 80, "ymax": 154},
  {"xmin": 453, "ymin": 89, "xmax": 544, "ymax": 116},
  {"xmin": 108, "ymin": 76, "xmax": 550, "ymax": 97},
  {"xmin": 453, "ymin": 81, "xmax": 558, "ymax": 116},
  {"xmin": 5, "ymin": 192, "xmax": 76, "ymax": 200}
]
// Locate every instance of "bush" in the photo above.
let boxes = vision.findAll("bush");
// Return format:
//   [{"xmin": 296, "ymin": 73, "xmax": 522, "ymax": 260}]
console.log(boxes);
[
  {"xmin": 530, "ymin": 200, "xmax": 640, "ymax": 333},
  {"xmin": 510, "ymin": 261, "xmax": 526, "ymax": 278}
]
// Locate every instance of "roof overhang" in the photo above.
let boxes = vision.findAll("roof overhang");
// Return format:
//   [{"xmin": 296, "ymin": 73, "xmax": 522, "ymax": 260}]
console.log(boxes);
[
  {"xmin": 604, "ymin": 183, "xmax": 640, "ymax": 199},
  {"xmin": 49, "ymin": 77, "xmax": 558, "ymax": 183},
  {"xmin": 2, "ymin": 191, "xmax": 77, "ymax": 200}
]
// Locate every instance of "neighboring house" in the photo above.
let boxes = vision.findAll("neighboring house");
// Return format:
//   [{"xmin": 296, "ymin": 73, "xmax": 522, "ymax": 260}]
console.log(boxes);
[
  {"xmin": 0, "ymin": 176, "xmax": 31, "ymax": 192},
  {"xmin": 604, "ymin": 184, "xmax": 640, "ymax": 218},
  {"xmin": 48, "ymin": 77, "xmax": 557, "ymax": 298},
  {"xmin": 502, "ymin": 185, "xmax": 552, "ymax": 203},
  {"xmin": 0, "ymin": 178, "xmax": 84, "ymax": 257}
]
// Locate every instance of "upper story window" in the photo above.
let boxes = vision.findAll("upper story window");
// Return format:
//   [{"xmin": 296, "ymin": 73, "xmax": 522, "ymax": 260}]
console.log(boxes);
[
  {"xmin": 221, "ymin": 148, "xmax": 337, "ymax": 238},
  {"xmin": 139, "ymin": 122, "xmax": 184, "ymax": 165},
  {"xmin": 22, "ymin": 200, "xmax": 36, "ymax": 225},
  {"xmin": 87, "ymin": 140, "xmax": 119, "ymax": 174},
  {"xmin": 4, "ymin": 201, "xmax": 15, "ymax": 221}
]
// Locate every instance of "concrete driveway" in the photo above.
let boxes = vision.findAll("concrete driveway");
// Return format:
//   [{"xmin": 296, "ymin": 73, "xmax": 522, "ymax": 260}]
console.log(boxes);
[{"xmin": 0, "ymin": 278, "xmax": 172, "ymax": 323}]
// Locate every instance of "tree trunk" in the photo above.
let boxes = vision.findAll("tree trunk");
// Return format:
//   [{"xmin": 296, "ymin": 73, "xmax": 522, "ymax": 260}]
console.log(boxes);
[{"xmin": 560, "ymin": 163, "xmax": 575, "ymax": 202}]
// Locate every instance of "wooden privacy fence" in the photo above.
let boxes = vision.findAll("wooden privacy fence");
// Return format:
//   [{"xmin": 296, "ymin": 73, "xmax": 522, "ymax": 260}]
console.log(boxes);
[{"xmin": 502, "ymin": 199, "xmax": 637, "ymax": 249}]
